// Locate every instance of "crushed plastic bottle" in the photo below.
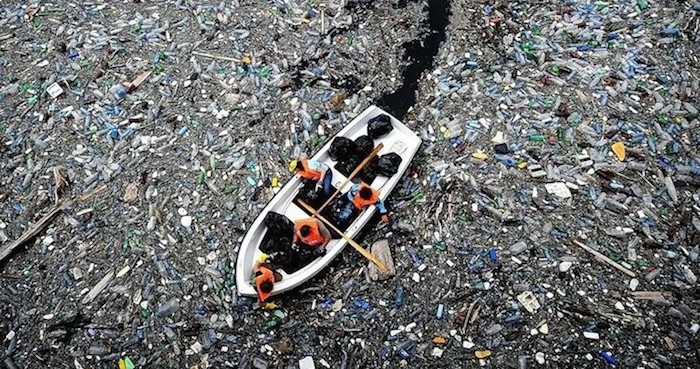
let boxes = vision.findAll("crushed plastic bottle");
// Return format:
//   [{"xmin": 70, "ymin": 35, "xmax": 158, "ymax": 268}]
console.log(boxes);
[
  {"xmin": 353, "ymin": 299, "xmax": 371, "ymax": 310},
  {"xmin": 599, "ymin": 350, "xmax": 618, "ymax": 366},
  {"xmin": 395, "ymin": 285, "xmax": 405, "ymax": 307}
]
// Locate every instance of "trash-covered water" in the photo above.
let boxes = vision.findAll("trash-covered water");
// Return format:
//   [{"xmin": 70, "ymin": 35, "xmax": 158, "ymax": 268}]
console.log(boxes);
[{"xmin": 1, "ymin": 0, "xmax": 700, "ymax": 368}]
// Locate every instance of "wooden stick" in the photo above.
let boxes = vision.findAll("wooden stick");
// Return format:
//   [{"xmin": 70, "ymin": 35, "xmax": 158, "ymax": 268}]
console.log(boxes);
[
  {"xmin": 53, "ymin": 166, "xmax": 69, "ymax": 205},
  {"xmin": 631, "ymin": 291, "xmax": 667, "ymax": 300},
  {"xmin": 299, "ymin": 200, "xmax": 386, "ymax": 270},
  {"xmin": 572, "ymin": 239, "xmax": 636, "ymax": 277},
  {"xmin": 192, "ymin": 51, "xmax": 240, "ymax": 62},
  {"xmin": 127, "ymin": 70, "xmax": 153, "ymax": 92},
  {"xmin": 320, "ymin": 4, "xmax": 326, "ymax": 35},
  {"xmin": 0, "ymin": 180, "xmax": 112, "ymax": 262},
  {"xmin": 79, "ymin": 184, "xmax": 108, "ymax": 202},
  {"xmin": 315, "ymin": 143, "xmax": 384, "ymax": 215},
  {"xmin": 0, "ymin": 201, "xmax": 72, "ymax": 262},
  {"xmin": 461, "ymin": 298, "xmax": 480, "ymax": 335}
]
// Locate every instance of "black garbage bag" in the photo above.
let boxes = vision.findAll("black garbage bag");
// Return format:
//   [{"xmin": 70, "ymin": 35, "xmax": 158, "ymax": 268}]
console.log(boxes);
[
  {"xmin": 334, "ymin": 156, "xmax": 361, "ymax": 177},
  {"xmin": 375, "ymin": 153, "xmax": 402, "ymax": 176},
  {"xmin": 329, "ymin": 137, "xmax": 357, "ymax": 161},
  {"xmin": 354, "ymin": 135, "xmax": 374, "ymax": 158},
  {"xmin": 298, "ymin": 181, "xmax": 323, "ymax": 207},
  {"xmin": 367, "ymin": 114, "xmax": 393, "ymax": 139},
  {"xmin": 358, "ymin": 156, "xmax": 379, "ymax": 184},
  {"xmin": 264, "ymin": 211, "xmax": 294, "ymax": 238},
  {"xmin": 260, "ymin": 236, "xmax": 302, "ymax": 273},
  {"xmin": 260, "ymin": 234, "xmax": 292, "ymax": 255}
]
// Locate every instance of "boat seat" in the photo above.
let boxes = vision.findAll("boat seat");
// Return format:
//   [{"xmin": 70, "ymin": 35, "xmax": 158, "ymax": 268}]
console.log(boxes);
[{"xmin": 284, "ymin": 202, "xmax": 311, "ymax": 221}]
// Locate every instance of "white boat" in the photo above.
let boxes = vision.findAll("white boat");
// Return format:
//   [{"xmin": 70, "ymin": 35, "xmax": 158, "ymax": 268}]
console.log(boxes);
[{"xmin": 235, "ymin": 105, "xmax": 422, "ymax": 298}]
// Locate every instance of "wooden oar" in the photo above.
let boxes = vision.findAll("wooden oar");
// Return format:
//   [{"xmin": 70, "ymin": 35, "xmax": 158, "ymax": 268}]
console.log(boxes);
[
  {"xmin": 315, "ymin": 143, "xmax": 384, "ymax": 215},
  {"xmin": 299, "ymin": 200, "xmax": 386, "ymax": 271}
]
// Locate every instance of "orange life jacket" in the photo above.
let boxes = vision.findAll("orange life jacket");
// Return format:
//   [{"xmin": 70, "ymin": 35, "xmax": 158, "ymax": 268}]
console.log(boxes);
[
  {"xmin": 297, "ymin": 160, "xmax": 321, "ymax": 181},
  {"xmin": 254, "ymin": 266, "xmax": 275, "ymax": 302},
  {"xmin": 352, "ymin": 183, "xmax": 380, "ymax": 209},
  {"xmin": 295, "ymin": 218, "xmax": 325, "ymax": 246}
]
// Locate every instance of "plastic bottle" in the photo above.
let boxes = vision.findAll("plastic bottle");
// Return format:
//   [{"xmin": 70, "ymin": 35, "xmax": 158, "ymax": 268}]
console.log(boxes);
[
  {"xmin": 353, "ymin": 299, "xmax": 371, "ymax": 310},
  {"xmin": 436, "ymin": 304, "xmax": 444, "ymax": 319},
  {"xmin": 156, "ymin": 299, "xmax": 180, "ymax": 317},
  {"xmin": 604, "ymin": 227, "xmax": 632, "ymax": 238},
  {"xmin": 443, "ymin": 120, "xmax": 463, "ymax": 139},
  {"xmin": 265, "ymin": 318, "xmax": 279, "ymax": 329},
  {"xmin": 488, "ymin": 248, "xmax": 498, "ymax": 263},
  {"xmin": 663, "ymin": 250, "xmax": 678, "ymax": 259},
  {"xmin": 683, "ymin": 266, "xmax": 697, "ymax": 284},
  {"xmin": 599, "ymin": 350, "xmax": 618, "ymax": 365},
  {"xmin": 395, "ymin": 285, "xmax": 405, "ymax": 307},
  {"xmin": 379, "ymin": 346, "xmax": 390, "ymax": 358},
  {"xmin": 110, "ymin": 84, "xmax": 127, "ymax": 100},
  {"xmin": 397, "ymin": 340, "xmax": 413, "ymax": 359},
  {"xmin": 660, "ymin": 28, "xmax": 680, "ymax": 37},
  {"xmin": 494, "ymin": 154, "xmax": 516, "ymax": 167},
  {"xmin": 407, "ymin": 250, "xmax": 422, "ymax": 267},
  {"xmin": 509, "ymin": 241, "xmax": 528, "ymax": 255},
  {"xmin": 645, "ymin": 268, "xmax": 661, "ymax": 281}
]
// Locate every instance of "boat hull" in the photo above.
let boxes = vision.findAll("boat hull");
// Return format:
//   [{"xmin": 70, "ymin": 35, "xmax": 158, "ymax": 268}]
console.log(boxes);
[{"xmin": 235, "ymin": 106, "xmax": 421, "ymax": 297}]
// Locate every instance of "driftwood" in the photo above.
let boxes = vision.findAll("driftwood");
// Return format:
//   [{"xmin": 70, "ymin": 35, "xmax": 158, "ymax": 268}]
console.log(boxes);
[
  {"xmin": 572, "ymin": 239, "xmax": 637, "ymax": 278},
  {"xmin": 192, "ymin": 51, "xmax": 240, "ymax": 62},
  {"xmin": 367, "ymin": 240, "xmax": 396, "ymax": 281},
  {"xmin": 0, "ymin": 201, "xmax": 72, "ymax": 262},
  {"xmin": 0, "ymin": 182, "xmax": 106, "ymax": 263},
  {"xmin": 127, "ymin": 70, "xmax": 153, "ymax": 92},
  {"xmin": 631, "ymin": 291, "xmax": 668, "ymax": 300}
]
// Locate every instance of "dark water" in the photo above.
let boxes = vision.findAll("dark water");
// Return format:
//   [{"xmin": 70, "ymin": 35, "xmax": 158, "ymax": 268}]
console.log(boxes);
[
  {"xmin": 376, "ymin": 0, "xmax": 452, "ymax": 119},
  {"xmin": 292, "ymin": 0, "xmax": 450, "ymax": 119}
]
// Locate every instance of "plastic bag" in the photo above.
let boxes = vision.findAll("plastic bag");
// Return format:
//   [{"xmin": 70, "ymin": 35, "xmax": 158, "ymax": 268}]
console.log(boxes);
[
  {"xmin": 260, "ymin": 235, "xmax": 292, "ymax": 254},
  {"xmin": 263, "ymin": 238, "xmax": 301, "ymax": 273},
  {"xmin": 264, "ymin": 211, "xmax": 294, "ymax": 238},
  {"xmin": 334, "ymin": 156, "xmax": 361, "ymax": 177},
  {"xmin": 367, "ymin": 114, "xmax": 393, "ymax": 139},
  {"xmin": 358, "ymin": 156, "xmax": 379, "ymax": 183},
  {"xmin": 329, "ymin": 137, "xmax": 357, "ymax": 161},
  {"xmin": 375, "ymin": 153, "xmax": 402, "ymax": 176},
  {"xmin": 298, "ymin": 182, "xmax": 323, "ymax": 207},
  {"xmin": 354, "ymin": 135, "xmax": 374, "ymax": 158}
]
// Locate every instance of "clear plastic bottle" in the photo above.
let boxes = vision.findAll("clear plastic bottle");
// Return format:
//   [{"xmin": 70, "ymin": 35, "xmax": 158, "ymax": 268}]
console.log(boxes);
[
  {"xmin": 683, "ymin": 266, "xmax": 697, "ymax": 284},
  {"xmin": 395, "ymin": 285, "xmax": 405, "ymax": 307}
]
